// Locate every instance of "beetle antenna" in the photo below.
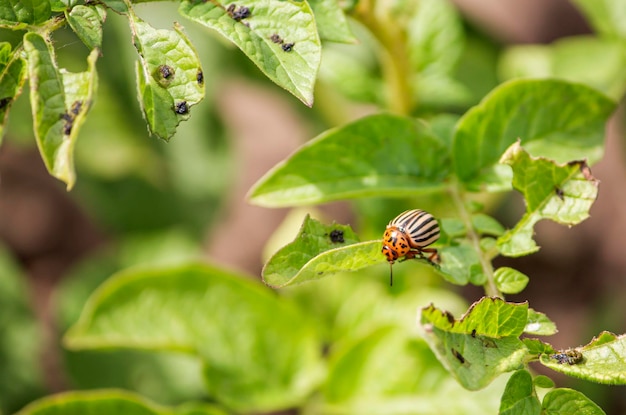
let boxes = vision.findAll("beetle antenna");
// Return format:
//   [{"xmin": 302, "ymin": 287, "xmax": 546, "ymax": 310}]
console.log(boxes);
[{"xmin": 389, "ymin": 263, "xmax": 393, "ymax": 286}]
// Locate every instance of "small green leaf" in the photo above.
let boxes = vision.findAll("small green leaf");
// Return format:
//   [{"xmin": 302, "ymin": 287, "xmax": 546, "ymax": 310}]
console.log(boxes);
[
  {"xmin": 533, "ymin": 375, "xmax": 555, "ymax": 389},
  {"xmin": 437, "ymin": 243, "xmax": 481, "ymax": 286},
  {"xmin": 421, "ymin": 297, "xmax": 528, "ymax": 338},
  {"xmin": 494, "ymin": 267, "xmax": 529, "ymax": 295},
  {"xmin": 571, "ymin": 0, "xmax": 626, "ymax": 41},
  {"xmin": 15, "ymin": 389, "xmax": 229, "ymax": 415},
  {"xmin": 525, "ymin": 308, "xmax": 557, "ymax": 336},
  {"xmin": 439, "ymin": 218, "xmax": 466, "ymax": 239},
  {"xmin": 540, "ymin": 331, "xmax": 626, "ymax": 385},
  {"xmin": 66, "ymin": 4, "xmax": 106, "ymax": 50},
  {"xmin": 453, "ymin": 79, "xmax": 615, "ymax": 189},
  {"xmin": 179, "ymin": 0, "xmax": 320, "ymax": 106},
  {"xmin": 129, "ymin": 14, "xmax": 205, "ymax": 141},
  {"xmin": 24, "ymin": 33, "xmax": 98, "ymax": 189},
  {"xmin": 497, "ymin": 142, "xmax": 599, "ymax": 256},
  {"xmin": 421, "ymin": 300, "xmax": 528, "ymax": 390},
  {"xmin": 0, "ymin": 42, "xmax": 26, "ymax": 141},
  {"xmin": 262, "ymin": 214, "xmax": 384, "ymax": 287},
  {"xmin": 65, "ymin": 262, "xmax": 323, "ymax": 412},
  {"xmin": 523, "ymin": 338, "xmax": 555, "ymax": 357},
  {"xmin": 0, "ymin": 0, "xmax": 51, "ymax": 25},
  {"xmin": 541, "ymin": 388, "xmax": 606, "ymax": 415},
  {"xmin": 499, "ymin": 370, "xmax": 541, "ymax": 415},
  {"xmin": 248, "ymin": 114, "xmax": 451, "ymax": 207},
  {"xmin": 307, "ymin": 0, "xmax": 355, "ymax": 43},
  {"xmin": 472, "ymin": 214, "xmax": 505, "ymax": 236}
]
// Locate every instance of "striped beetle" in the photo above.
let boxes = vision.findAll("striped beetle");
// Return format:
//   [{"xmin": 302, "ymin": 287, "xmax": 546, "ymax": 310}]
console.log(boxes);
[{"xmin": 382, "ymin": 209, "xmax": 440, "ymax": 285}]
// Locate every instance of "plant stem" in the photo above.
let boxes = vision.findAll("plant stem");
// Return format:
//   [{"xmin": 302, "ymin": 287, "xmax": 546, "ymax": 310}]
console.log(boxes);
[
  {"xmin": 449, "ymin": 179, "xmax": 502, "ymax": 298},
  {"xmin": 353, "ymin": 1, "xmax": 413, "ymax": 115}
]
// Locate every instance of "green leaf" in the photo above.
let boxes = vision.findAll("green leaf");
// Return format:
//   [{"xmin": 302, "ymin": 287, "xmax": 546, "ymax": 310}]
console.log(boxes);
[
  {"xmin": 129, "ymin": 14, "xmax": 205, "ymax": 141},
  {"xmin": 66, "ymin": 4, "xmax": 106, "ymax": 50},
  {"xmin": 64, "ymin": 262, "xmax": 323, "ymax": 412},
  {"xmin": 522, "ymin": 338, "xmax": 555, "ymax": 357},
  {"xmin": 421, "ymin": 297, "xmax": 529, "ymax": 338},
  {"xmin": 307, "ymin": 0, "xmax": 355, "ymax": 43},
  {"xmin": 437, "ymin": 243, "xmax": 481, "ymax": 286},
  {"xmin": 497, "ymin": 142, "xmax": 599, "ymax": 256},
  {"xmin": 499, "ymin": 370, "xmax": 541, "ymax": 415},
  {"xmin": 24, "ymin": 33, "xmax": 99, "ymax": 189},
  {"xmin": 179, "ymin": 0, "xmax": 320, "ymax": 106},
  {"xmin": 453, "ymin": 79, "xmax": 615, "ymax": 190},
  {"xmin": 540, "ymin": 331, "xmax": 626, "ymax": 385},
  {"xmin": 15, "ymin": 389, "xmax": 229, "ymax": 415},
  {"xmin": 262, "ymin": 214, "xmax": 385, "ymax": 287},
  {"xmin": 420, "ymin": 298, "xmax": 528, "ymax": 390},
  {"xmin": 0, "ymin": 0, "xmax": 51, "ymax": 25},
  {"xmin": 248, "ymin": 114, "xmax": 451, "ymax": 207},
  {"xmin": 533, "ymin": 375, "xmax": 555, "ymax": 389},
  {"xmin": 499, "ymin": 37, "xmax": 626, "ymax": 101},
  {"xmin": 571, "ymin": 0, "xmax": 626, "ymax": 41},
  {"xmin": 472, "ymin": 214, "xmax": 505, "ymax": 236},
  {"xmin": 494, "ymin": 267, "xmax": 529, "ymax": 295},
  {"xmin": 0, "ymin": 42, "xmax": 26, "ymax": 141},
  {"xmin": 541, "ymin": 388, "xmax": 606, "ymax": 415},
  {"xmin": 525, "ymin": 308, "xmax": 557, "ymax": 336},
  {"xmin": 0, "ymin": 246, "xmax": 44, "ymax": 414}
]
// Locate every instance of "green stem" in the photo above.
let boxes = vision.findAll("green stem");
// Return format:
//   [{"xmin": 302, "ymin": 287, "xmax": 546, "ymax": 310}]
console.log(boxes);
[
  {"xmin": 449, "ymin": 179, "xmax": 502, "ymax": 298},
  {"xmin": 353, "ymin": 2, "xmax": 413, "ymax": 115}
]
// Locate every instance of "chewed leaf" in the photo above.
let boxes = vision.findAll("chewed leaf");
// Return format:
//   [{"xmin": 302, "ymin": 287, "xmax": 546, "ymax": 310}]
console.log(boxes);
[
  {"xmin": 24, "ymin": 33, "xmax": 98, "ymax": 189},
  {"xmin": 453, "ymin": 79, "xmax": 615, "ymax": 190},
  {"xmin": 525, "ymin": 308, "xmax": 557, "ymax": 336},
  {"xmin": 540, "ymin": 331, "xmax": 626, "ymax": 385},
  {"xmin": 179, "ymin": 0, "xmax": 320, "ymax": 106},
  {"xmin": 497, "ymin": 142, "xmax": 599, "ymax": 256},
  {"xmin": 248, "ymin": 114, "xmax": 451, "ymax": 207},
  {"xmin": 129, "ymin": 15, "xmax": 205, "ymax": 141},
  {"xmin": 0, "ymin": 42, "xmax": 26, "ymax": 141},
  {"xmin": 420, "ymin": 298, "xmax": 528, "ymax": 390},
  {"xmin": 421, "ymin": 297, "xmax": 528, "ymax": 338},
  {"xmin": 263, "ymin": 215, "xmax": 383, "ymax": 287},
  {"xmin": 66, "ymin": 4, "xmax": 106, "ymax": 50}
]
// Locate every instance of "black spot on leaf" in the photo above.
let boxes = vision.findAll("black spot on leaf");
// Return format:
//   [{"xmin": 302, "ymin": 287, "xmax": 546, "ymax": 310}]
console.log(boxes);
[{"xmin": 174, "ymin": 101, "xmax": 189, "ymax": 114}]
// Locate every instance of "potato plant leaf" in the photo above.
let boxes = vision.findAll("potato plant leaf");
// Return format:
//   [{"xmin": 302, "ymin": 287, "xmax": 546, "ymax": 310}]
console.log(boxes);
[
  {"xmin": 179, "ymin": 0, "xmax": 320, "ymax": 106},
  {"xmin": 523, "ymin": 338, "xmax": 556, "ymax": 357},
  {"xmin": 494, "ymin": 267, "xmax": 529, "ymax": 295},
  {"xmin": 0, "ymin": 42, "xmax": 26, "ymax": 141},
  {"xmin": 24, "ymin": 33, "xmax": 98, "ymax": 189},
  {"xmin": 15, "ymin": 390, "xmax": 229, "ymax": 415},
  {"xmin": 64, "ymin": 262, "xmax": 324, "ymax": 412},
  {"xmin": 248, "ymin": 114, "xmax": 451, "ymax": 207},
  {"xmin": 497, "ymin": 142, "xmax": 599, "ymax": 256},
  {"xmin": 129, "ymin": 13, "xmax": 204, "ymax": 141},
  {"xmin": 540, "ymin": 331, "xmax": 626, "ymax": 385},
  {"xmin": 541, "ymin": 389, "xmax": 606, "ymax": 415},
  {"xmin": 453, "ymin": 79, "xmax": 615, "ymax": 190},
  {"xmin": 437, "ymin": 243, "xmax": 481, "ymax": 286},
  {"xmin": 66, "ymin": 4, "xmax": 107, "ymax": 50},
  {"xmin": 0, "ymin": 0, "xmax": 51, "ymax": 26},
  {"xmin": 307, "ymin": 0, "xmax": 355, "ymax": 43},
  {"xmin": 499, "ymin": 370, "xmax": 541, "ymax": 415},
  {"xmin": 525, "ymin": 308, "xmax": 557, "ymax": 336},
  {"xmin": 263, "ymin": 215, "xmax": 384, "ymax": 287},
  {"xmin": 420, "ymin": 299, "xmax": 528, "ymax": 390}
]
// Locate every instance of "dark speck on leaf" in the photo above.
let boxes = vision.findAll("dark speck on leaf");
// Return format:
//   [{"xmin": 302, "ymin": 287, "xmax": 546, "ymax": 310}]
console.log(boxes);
[
  {"xmin": 451, "ymin": 348, "xmax": 465, "ymax": 364},
  {"xmin": 174, "ymin": 101, "xmax": 188, "ymax": 114},
  {"xmin": 281, "ymin": 42, "xmax": 295, "ymax": 52},
  {"xmin": 158, "ymin": 64, "xmax": 174, "ymax": 79},
  {"xmin": 270, "ymin": 33, "xmax": 283, "ymax": 44},
  {"xmin": 61, "ymin": 112, "xmax": 74, "ymax": 135},
  {"xmin": 555, "ymin": 187, "xmax": 564, "ymax": 201},
  {"xmin": 197, "ymin": 69, "xmax": 204, "ymax": 85},
  {"xmin": 0, "ymin": 97, "xmax": 11, "ymax": 110},
  {"xmin": 227, "ymin": 4, "xmax": 251, "ymax": 20},
  {"xmin": 329, "ymin": 229, "xmax": 344, "ymax": 243},
  {"xmin": 71, "ymin": 100, "xmax": 83, "ymax": 115}
]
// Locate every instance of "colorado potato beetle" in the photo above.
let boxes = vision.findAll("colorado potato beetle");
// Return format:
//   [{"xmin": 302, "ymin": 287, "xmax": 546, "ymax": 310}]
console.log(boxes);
[{"xmin": 382, "ymin": 209, "xmax": 440, "ymax": 285}]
